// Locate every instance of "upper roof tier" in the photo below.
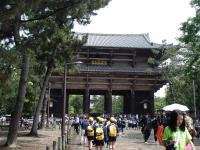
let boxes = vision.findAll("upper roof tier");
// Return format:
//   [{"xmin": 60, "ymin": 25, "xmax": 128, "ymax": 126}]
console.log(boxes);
[{"xmin": 77, "ymin": 33, "xmax": 170, "ymax": 49}]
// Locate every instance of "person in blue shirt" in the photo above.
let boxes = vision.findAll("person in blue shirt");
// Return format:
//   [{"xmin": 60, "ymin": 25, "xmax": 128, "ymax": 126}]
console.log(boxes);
[
  {"xmin": 81, "ymin": 115, "xmax": 89, "ymax": 145},
  {"xmin": 86, "ymin": 117, "xmax": 95, "ymax": 150}
]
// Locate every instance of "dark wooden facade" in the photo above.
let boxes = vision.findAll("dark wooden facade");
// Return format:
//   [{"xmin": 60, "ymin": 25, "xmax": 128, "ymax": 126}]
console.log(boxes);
[{"xmin": 49, "ymin": 33, "xmax": 166, "ymax": 115}]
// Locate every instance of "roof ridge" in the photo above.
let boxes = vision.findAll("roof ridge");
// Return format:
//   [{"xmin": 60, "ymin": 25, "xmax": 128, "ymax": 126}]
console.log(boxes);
[{"xmin": 76, "ymin": 32, "xmax": 148, "ymax": 36}]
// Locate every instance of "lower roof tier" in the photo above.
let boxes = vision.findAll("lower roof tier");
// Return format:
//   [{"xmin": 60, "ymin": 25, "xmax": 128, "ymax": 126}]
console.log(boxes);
[{"xmin": 77, "ymin": 65, "xmax": 162, "ymax": 75}]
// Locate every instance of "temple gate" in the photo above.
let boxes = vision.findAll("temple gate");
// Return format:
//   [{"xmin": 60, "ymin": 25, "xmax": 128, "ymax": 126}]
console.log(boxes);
[{"xmin": 49, "ymin": 33, "xmax": 166, "ymax": 116}]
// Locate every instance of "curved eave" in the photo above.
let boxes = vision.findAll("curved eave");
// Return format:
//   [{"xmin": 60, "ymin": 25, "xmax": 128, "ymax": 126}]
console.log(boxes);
[{"xmin": 82, "ymin": 45, "xmax": 163, "ymax": 50}]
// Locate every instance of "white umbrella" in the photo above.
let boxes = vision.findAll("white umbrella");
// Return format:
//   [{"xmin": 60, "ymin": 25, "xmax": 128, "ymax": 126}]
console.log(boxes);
[{"xmin": 162, "ymin": 103, "xmax": 189, "ymax": 111}]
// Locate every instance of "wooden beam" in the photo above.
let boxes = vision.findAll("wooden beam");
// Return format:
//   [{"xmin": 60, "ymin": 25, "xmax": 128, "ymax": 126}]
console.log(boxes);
[
  {"xmin": 78, "ymin": 57, "xmax": 133, "ymax": 62},
  {"xmin": 50, "ymin": 83, "xmax": 156, "ymax": 91},
  {"xmin": 53, "ymin": 81, "xmax": 164, "ymax": 86},
  {"xmin": 50, "ymin": 75, "xmax": 164, "ymax": 81},
  {"xmin": 76, "ymin": 51, "xmax": 137, "ymax": 56}
]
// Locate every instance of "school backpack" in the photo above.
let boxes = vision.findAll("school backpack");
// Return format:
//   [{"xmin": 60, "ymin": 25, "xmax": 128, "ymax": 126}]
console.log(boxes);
[
  {"xmin": 108, "ymin": 124, "xmax": 117, "ymax": 137},
  {"xmin": 87, "ymin": 125, "xmax": 94, "ymax": 137},
  {"xmin": 156, "ymin": 124, "xmax": 164, "ymax": 145},
  {"xmin": 95, "ymin": 127, "xmax": 104, "ymax": 141}
]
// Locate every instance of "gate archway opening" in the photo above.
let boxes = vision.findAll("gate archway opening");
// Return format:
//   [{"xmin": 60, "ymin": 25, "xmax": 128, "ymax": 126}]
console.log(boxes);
[
  {"xmin": 90, "ymin": 95, "xmax": 104, "ymax": 114},
  {"xmin": 68, "ymin": 95, "xmax": 83, "ymax": 114},
  {"xmin": 112, "ymin": 95, "xmax": 123, "ymax": 114}
]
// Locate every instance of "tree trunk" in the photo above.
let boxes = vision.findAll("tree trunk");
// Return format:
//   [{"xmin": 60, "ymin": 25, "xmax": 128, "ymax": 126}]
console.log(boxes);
[
  {"xmin": 40, "ymin": 95, "xmax": 48, "ymax": 129},
  {"xmin": 196, "ymin": 83, "xmax": 200, "ymax": 115},
  {"xmin": 5, "ymin": 16, "xmax": 29, "ymax": 146},
  {"xmin": 29, "ymin": 62, "xmax": 54, "ymax": 136}
]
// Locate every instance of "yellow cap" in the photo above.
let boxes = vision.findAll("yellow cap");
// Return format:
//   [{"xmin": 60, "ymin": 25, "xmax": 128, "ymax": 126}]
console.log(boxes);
[
  {"xmin": 98, "ymin": 117, "xmax": 104, "ymax": 123},
  {"xmin": 96, "ymin": 116, "xmax": 100, "ymax": 121},
  {"xmin": 88, "ymin": 117, "xmax": 94, "ymax": 122},
  {"xmin": 110, "ymin": 117, "xmax": 117, "ymax": 123}
]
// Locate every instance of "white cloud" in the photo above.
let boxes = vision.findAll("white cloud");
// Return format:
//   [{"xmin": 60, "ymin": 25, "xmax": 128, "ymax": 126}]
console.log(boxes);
[
  {"xmin": 154, "ymin": 85, "xmax": 166, "ymax": 97},
  {"xmin": 74, "ymin": 0, "xmax": 195, "ymax": 44}
]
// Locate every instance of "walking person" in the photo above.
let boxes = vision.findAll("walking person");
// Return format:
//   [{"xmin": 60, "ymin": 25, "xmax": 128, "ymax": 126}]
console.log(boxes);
[
  {"xmin": 86, "ymin": 117, "xmax": 95, "ymax": 150},
  {"xmin": 159, "ymin": 110, "xmax": 169, "ymax": 127},
  {"xmin": 49, "ymin": 114, "xmax": 54, "ymax": 128},
  {"xmin": 163, "ymin": 110, "xmax": 195, "ymax": 150},
  {"xmin": 157, "ymin": 110, "xmax": 169, "ymax": 145},
  {"xmin": 73, "ymin": 115, "xmax": 80, "ymax": 135},
  {"xmin": 152, "ymin": 115, "xmax": 159, "ymax": 143},
  {"xmin": 81, "ymin": 115, "xmax": 89, "ymax": 145},
  {"xmin": 141, "ymin": 114, "xmax": 152, "ymax": 144},
  {"xmin": 107, "ymin": 117, "xmax": 118, "ymax": 150},
  {"xmin": 94, "ymin": 117, "xmax": 108, "ymax": 150},
  {"xmin": 117, "ymin": 118, "xmax": 122, "ymax": 135},
  {"xmin": 121, "ymin": 118, "xmax": 126, "ymax": 134},
  {"xmin": 184, "ymin": 112, "xmax": 197, "ymax": 141}
]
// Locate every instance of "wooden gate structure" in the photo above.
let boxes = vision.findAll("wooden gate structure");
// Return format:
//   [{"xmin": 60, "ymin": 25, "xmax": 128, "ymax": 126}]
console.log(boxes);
[{"xmin": 49, "ymin": 33, "xmax": 167, "ymax": 115}]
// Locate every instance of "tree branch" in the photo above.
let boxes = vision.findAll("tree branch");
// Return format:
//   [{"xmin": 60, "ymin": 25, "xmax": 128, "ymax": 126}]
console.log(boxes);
[{"xmin": 20, "ymin": 0, "xmax": 82, "ymax": 23}]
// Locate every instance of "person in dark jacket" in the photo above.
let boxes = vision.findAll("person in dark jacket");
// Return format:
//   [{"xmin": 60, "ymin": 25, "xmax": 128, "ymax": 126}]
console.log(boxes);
[
  {"xmin": 152, "ymin": 115, "xmax": 159, "ymax": 142},
  {"xmin": 141, "ymin": 114, "xmax": 152, "ymax": 144}
]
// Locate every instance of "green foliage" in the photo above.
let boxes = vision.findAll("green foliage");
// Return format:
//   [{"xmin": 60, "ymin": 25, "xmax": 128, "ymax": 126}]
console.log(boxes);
[
  {"xmin": 23, "ymin": 82, "xmax": 40, "ymax": 117},
  {"xmin": 69, "ymin": 95, "xmax": 83, "ymax": 114},
  {"xmin": 0, "ymin": 45, "xmax": 20, "ymax": 114},
  {"xmin": 90, "ymin": 95, "xmax": 123, "ymax": 114},
  {"xmin": 0, "ymin": 71, "xmax": 19, "ymax": 114},
  {"xmin": 67, "ymin": 95, "xmax": 124, "ymax": 114},
  {"xmin": 154, "ymin": 96, "xmax": 166, "ymax": 112},
  {"xmin": 151, "ymin": 49, "xmax": 160, "ymax": 55},
  {"xmin": 147, "ymin": 57, "xmax": 159, "ymax": 66},
  {"xmin": 112, "ymin": 96, "xmax": 123, "ymax": 114},
  {"xmin": 91, "ymin": 95, "xmax": 104, "ymax": 114},
  {"xmin": 0, "ymin": 0, "xmax": 111, "ymax": 117},
  {"xmin": 163, "ymin": 48, "xmax": 196, "ymax": 106},
  {"xmin": 179, "ymin": 0, "xmax": 200, "ymax": 78},
  {"xmin": 162, "ymin": 0, "xmax": 200, "ymax": 115}
]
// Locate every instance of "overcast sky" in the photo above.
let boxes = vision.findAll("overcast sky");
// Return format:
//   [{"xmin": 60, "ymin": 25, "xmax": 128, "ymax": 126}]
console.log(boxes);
[{"xmin": 73, "ymin": 0, "xmax": 196, "ymax": 97}]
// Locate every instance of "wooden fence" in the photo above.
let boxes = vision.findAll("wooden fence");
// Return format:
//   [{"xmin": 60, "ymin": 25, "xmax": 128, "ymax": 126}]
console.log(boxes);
[{"xmin": 46, "ymin": 123, "xmax": 74, "ymax": 150}]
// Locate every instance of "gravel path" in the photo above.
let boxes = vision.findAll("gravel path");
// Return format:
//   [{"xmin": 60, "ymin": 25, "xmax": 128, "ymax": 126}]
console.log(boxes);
[
  {"xmin": 0, "ymin": 127, "xmax": 61, "ymax": 150},
  {"xmin": 1, "ymin": 127, "xmax": 200, "ymax": 150}
]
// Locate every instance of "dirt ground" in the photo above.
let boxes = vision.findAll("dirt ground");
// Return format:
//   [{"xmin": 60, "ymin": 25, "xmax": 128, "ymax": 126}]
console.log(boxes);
[
  {"xmin": 0, "ymin": 127, "xmax": 61, "ymax": 150},
  {"xmin": 70, "ymin": 129, "xmax": 200, "ymax": 150},
  {"xmin": 1, "ymin": 127, "xmax": 200, "ymax": 150}
]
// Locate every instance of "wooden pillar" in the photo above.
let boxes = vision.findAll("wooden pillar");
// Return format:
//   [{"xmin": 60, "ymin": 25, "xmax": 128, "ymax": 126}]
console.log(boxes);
[
  {"xmin": 83, "ymin": 87, "xmax": 90, "ymax": 114},
  {"xmin": 123, "ymin": 94, "xmax": 129, "ymax": 114},
  {"xmin": 104, "ymin": 90, "xmax": 112, "ymax": 114},
  {"xmin": 129, "ymin": 89, "xmax": 135, "ymax": 114},
  {"xmin": 150, "ymin": 91, "xmax": 154, "ymax": 115},
  {"xmin": 66, "ymin": 91, "xmax": 69, "ymax": 114}
]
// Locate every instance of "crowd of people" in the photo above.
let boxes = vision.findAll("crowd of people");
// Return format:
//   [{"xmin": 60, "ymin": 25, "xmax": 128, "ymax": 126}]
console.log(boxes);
[
  {"xmin": 1, "ymin": 110, "xmax": 200, "ymax": 150},
  {"xmin": 68, "ymin": 114, "xmax": 142, "ymax": 150},
  {"xmin": 66, "ymin": 111, "xmax": 199, "ymax": 150},
  {"xmin": 140, "ymin": 110, "xmax": 199, "ymax": 150}
]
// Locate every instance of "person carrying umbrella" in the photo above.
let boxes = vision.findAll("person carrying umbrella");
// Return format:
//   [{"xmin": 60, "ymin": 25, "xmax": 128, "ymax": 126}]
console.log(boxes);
[{"xmin": 163, "ymin": 110, "xmax": 195, "ymax": 150}]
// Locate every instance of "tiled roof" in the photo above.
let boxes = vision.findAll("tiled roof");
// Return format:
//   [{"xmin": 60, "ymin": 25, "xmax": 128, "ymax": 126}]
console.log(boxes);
[
  {"xmin": 77, "ymin": 65, "xmax": 162, "ymax": 74},
  {"xmin": 77, "ymin": 33, "xmax": 163, "ymax": 49}
]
